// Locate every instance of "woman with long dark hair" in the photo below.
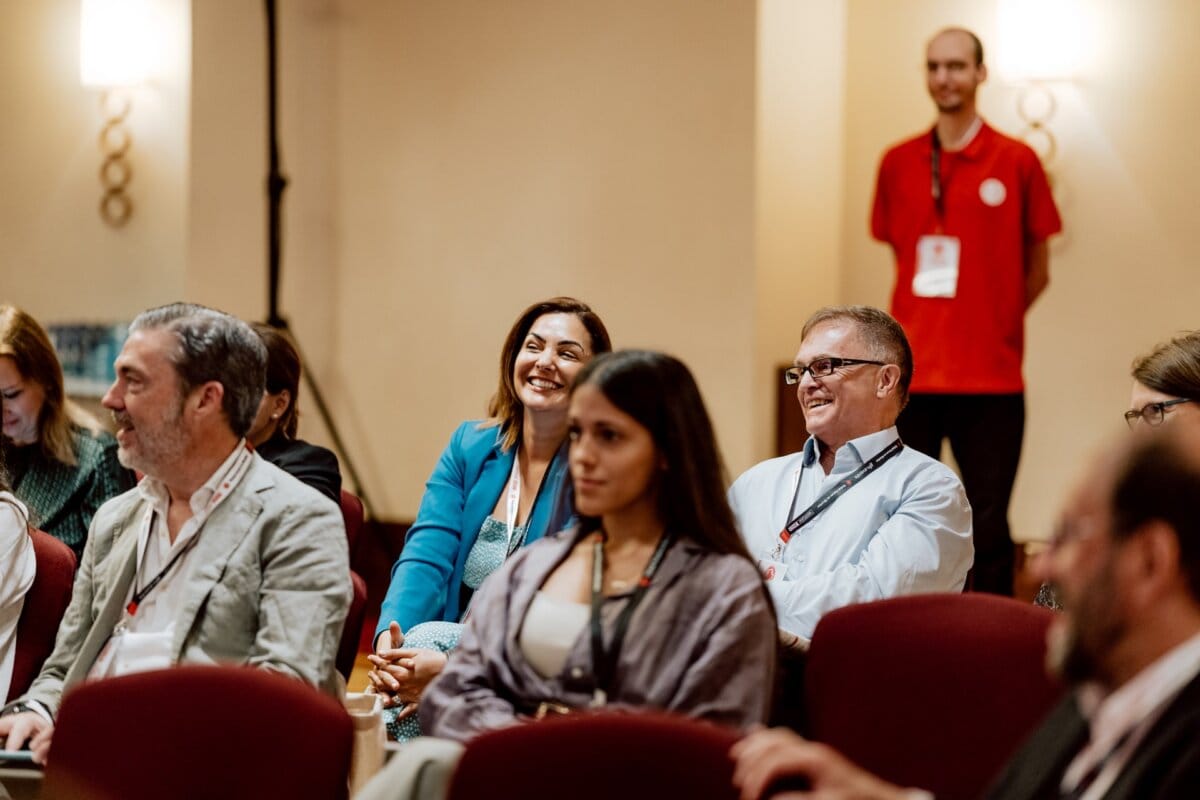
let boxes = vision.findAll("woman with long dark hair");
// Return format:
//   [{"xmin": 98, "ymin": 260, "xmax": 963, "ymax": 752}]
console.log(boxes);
[
  {"xmin": 247, "ymin": 323, "xmax": 341, "ymax": 504},
  {"xmin": 421, "ymin": 350, "xmax": 777, "ymax": 740}
]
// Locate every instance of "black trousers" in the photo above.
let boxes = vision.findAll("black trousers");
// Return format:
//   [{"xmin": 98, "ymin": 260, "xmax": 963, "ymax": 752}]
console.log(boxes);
[{"xmin": 896, "ymin": 393, "xmax": 1025, "ymax": 596}]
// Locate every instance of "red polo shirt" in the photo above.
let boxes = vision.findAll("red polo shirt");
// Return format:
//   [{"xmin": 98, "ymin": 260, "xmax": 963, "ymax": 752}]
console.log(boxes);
[{"xmin": 871, "ymin": 122, "xmax": 1062, "ymax": 393}]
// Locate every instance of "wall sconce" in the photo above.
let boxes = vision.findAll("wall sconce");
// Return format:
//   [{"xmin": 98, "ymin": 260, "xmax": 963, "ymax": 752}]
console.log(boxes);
[
  {"xmin": 80, "ymin": 0, "xmax": 157, "ymax": 228},
  {"xmin": 995, "ymin": 0, "xmax": 1085, "ymax": 171}
]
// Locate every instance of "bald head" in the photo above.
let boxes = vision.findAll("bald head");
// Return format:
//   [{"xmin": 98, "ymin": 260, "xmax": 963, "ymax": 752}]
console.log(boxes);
[{"xmin": 928, "ymin": 27, "xmax": 984, "ymax": 66}]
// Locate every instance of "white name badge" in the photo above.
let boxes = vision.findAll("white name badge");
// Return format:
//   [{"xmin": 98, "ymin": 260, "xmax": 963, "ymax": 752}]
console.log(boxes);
[
  {"xmin": 757, "ymin": 557, "xmax": 788, "ymax": 583},
  {"xmin": 913, "ymin": 235, "xmax": 960, "ymax": 298}
]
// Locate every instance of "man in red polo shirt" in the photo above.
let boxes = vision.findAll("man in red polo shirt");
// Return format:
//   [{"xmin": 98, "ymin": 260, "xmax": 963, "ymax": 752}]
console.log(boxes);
[{"xmin": 871, "ymin": 27, "xmax": 1062, "ymax": 595}]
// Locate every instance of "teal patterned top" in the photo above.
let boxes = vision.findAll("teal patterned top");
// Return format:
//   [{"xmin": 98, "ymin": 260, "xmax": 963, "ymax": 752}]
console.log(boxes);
[{"xmin": 10, "ymin": 426, "xmax": 135, "ymax": 560}]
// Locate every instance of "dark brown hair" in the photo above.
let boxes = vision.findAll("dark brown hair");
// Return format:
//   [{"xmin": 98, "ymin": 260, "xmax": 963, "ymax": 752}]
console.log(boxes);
[
  {"xmin": 251, "ymin": 323, "xmax": 302, "ymax": 439},
  {"xmin": 1131, "ymin": 331, "xmax": 1200, "ymax": 401},
  {"xmin": 570, "ymin": 350, "xmax": 752, "ymax": 561},
  {"xmin": 486, "ymin": 297, "xmax": 611, "ymax": 450}
]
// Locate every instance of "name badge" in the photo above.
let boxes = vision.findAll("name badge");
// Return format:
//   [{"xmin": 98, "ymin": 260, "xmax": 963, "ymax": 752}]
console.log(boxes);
[
  {"xmin": 757, "ymin": 557, "xmax": 788, "ymax": 583},
  {"xmin": 913, "ymin": 235, "xmax": 960, "ymax": 298}
]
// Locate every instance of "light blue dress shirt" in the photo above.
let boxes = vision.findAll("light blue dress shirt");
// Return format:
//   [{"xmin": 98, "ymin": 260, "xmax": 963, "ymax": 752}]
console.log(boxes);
[{"xmin": 728, "ymin": 426, "xmax": 974, "ymax": 639}]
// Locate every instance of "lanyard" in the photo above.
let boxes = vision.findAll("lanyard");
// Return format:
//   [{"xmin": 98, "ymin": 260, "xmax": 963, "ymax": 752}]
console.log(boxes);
[
  {"xmin": 929, "ymin": 117, "xmax": 981, "ymax": 224},
  {"xmin": 126, "ymin": 533, "xmax": 202, "ymax": 616},
  {"xmin": 125, "ymin": 445, "xmax": 253, "ymax": 618},
  {"xmin": 504, "ymin": 455, "xmax": 522, "ymax": 551},
  {"xmin": 588, "ymin": 531, "xmax": 674, "ymax": 707},
  {"xmin": 930, "ymin": 129, "xmax": 945, "ymax": 221},
  {"xmin": 770, "ymin": 439, "xmax": 904, "ymax": 560}
]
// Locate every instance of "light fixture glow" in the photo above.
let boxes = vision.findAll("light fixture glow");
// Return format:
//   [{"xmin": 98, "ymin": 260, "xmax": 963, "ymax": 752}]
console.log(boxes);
[
  {"xmin": 995, "ymin": 0, "xmax": 1084, "ymax": 82},
  {"xmin": 80, "ymin": 0, "xmax": 157, "ymax": 88}
]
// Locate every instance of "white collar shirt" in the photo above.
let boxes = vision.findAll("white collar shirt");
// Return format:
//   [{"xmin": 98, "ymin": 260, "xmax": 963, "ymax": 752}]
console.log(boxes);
[
  {"xmin": 1063, "ymin": 629, "xmax": 1200, "ymax": 800},
  {"xmin": 89, "ymin": 442, "xmax": 254, "ymax": 679},
  {"xmin": 728, "ymin": 426, "xmax": 974, "ymax": 639}
]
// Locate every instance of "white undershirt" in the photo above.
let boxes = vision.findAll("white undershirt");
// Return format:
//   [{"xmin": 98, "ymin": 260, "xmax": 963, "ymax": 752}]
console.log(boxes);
[{"xmin": 89, "ymin": 443, "xmax": 253, "ymax": 679}]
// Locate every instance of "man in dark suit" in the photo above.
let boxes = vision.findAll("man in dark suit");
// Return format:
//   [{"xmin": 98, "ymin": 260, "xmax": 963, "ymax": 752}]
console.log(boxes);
[
  {"xmin": 731, "ymin": 428, "xmax": 1200, "ymax": 800},
  {"xmin": 0, "ymin": 304, "xmax": 350, "ymax": 764}
]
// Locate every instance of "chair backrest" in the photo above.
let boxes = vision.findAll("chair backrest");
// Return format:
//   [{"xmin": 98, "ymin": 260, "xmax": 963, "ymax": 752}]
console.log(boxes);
[
  {"xmin": 339, "ymin": 489, "xmax": 365, "ymax": 555},
  {"xmin": 337, "ymin": 569, "xmax": 368, "ymax": 679},
  {"xmin": 804, "ymin": 593, "xmax": 1064, "ymax": 800},
  {"xmin": 7, "ymin": 529, "xmax": 76, "ymax": 703},
  {"xmin": 42, "ymin": 665, "xmax": 353, "ymax": 800},
  {"xmin": 447, "ymin": 711, "xmax": 741, "ymax": 800}
]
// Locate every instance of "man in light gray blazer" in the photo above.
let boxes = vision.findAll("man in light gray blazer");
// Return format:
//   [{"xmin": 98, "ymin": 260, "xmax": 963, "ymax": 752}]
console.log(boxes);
[{"xmin": 0, "ymin": 304, "xmax": 350, "ymax": 764}]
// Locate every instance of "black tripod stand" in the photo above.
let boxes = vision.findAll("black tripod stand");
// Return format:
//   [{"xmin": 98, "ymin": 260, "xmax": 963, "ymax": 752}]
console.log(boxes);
[{"xmin": 263, "ymin": 0, "xmax": 372, "ymax": 516}]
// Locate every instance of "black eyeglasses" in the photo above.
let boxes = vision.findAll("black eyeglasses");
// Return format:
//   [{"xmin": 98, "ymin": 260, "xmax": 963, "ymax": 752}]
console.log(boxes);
[
  {"xmin": 1123, "ymin": 398, "xmax": 1192, "ymax": 429},
  {"xmin": 784, "ymin": 357, "xmax": 887, "ymax": 385}
]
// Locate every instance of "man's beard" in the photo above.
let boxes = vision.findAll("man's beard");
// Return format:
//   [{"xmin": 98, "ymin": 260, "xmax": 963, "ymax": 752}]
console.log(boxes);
[
  {"xmin": 112, "ymin": 402, "xmax": 187, "ymax": 476},
  {"xmin": 1044, "ymin": 560, "xmax": 1127, "ymax": 686}
]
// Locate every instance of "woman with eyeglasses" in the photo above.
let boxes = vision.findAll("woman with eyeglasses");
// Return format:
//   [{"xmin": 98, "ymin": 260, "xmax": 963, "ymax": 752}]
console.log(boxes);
[
  {"xmin": 1036, "ymin": 330, "xmax": 1200, "ymax": 609},
  {"xmin": 1123, "ymin": 331, "xmax": 1200, "ymax": 431}
]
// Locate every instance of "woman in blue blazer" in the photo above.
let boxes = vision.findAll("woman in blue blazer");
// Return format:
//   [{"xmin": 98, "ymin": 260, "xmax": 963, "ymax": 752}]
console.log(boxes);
[{"xmin": 369, "ymin": 297, "xmax": 611, "ymax": 734}]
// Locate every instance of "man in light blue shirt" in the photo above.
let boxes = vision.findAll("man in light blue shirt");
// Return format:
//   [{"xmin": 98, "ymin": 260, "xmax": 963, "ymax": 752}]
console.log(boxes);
[{"xmin": 730, "ymin": 306, "xmax": 973, "ymax": 642}]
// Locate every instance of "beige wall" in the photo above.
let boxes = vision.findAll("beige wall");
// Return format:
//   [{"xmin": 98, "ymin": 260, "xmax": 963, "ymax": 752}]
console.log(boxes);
[
  {"xmin": 756, "ymin": 0, "xmax": 847, "ymax": 455},
  {"xmin": 841, "ymin": 0, "xmax": 1200, "ymax": 542},
  {"xmin": 0, "ymin": 0, "xmax": 190, "ymax": 323},
  {"xmin": 328, "ymin": 0, "xmax": 759, "ymax": 514},
  {"xmin": 7, "ymin": 1, "xmax": 1200, "ymax": 534}
]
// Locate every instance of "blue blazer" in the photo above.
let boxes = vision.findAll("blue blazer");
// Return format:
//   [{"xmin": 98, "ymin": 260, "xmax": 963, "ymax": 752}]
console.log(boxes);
[{"xmin": 376, "ymin": 421, "xmax": 572, "ymax": 636}]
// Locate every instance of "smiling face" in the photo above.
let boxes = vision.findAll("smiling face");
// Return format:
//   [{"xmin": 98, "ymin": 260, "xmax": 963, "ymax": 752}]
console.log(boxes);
[
  {"xmin": 793, "ymin": 320, "xmax": 896, "ymax": 452},
  {"xmin": 926, "ymin": 29, "xmax": 986, "ymax": 114},
  {"xmin": 513, "ymin": 313, "xmax": 592, "ymax": 418},
  {"xmin": 568, "ymin": 382, "xmax": 662, "ymax": 523},
  {"xmin": 0, "ymin": 355, "xmax": 45, "ymax": 446},
  {"xmin": 102, "ymin": 327, "xmax": 191, "ymax": 477}
]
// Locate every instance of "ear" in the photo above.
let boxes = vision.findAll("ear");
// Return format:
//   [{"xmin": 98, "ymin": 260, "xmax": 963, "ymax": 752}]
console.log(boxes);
[
  {"xmin": 977, "ymin": 62, "xmax": 988, "ymax": 83},
  {"xmin": 1124, "ymin": 520, "xmax": 1183, "ymax": 608},
  {"xmin": 270, "ymin": 389, "xmax": 291, "ymax": 420},
  {"xmin": 875, "ymin": 364, "xmax": 902, "ymax": 399},
  {"xmin": 191, "ymin": 380, "xmax": 226, "ymax": 420}
]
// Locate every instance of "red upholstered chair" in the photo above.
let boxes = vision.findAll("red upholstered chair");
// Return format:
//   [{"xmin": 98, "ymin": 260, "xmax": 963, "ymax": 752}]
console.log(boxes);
[
  {"xmin": 6, "ymin": 529, "xmax": 76, "ymax": 703},
  {"xmin": 336, "ymin": 569, "xmax": 368, "ymax": 679},
  {"xmin": 804, "ymin": 593, "xmax": 1064, "ymax": 800},
  {"xmin": 447, "ymin": 712, "xmax": 742, "ymax": 800},
  {"xmin": 42, "ymin": 665, "xmax": 353, "ymax": 800},
  {"xmin": 339, "ymin": 489, "xmax": 365, "ymax": 555}
]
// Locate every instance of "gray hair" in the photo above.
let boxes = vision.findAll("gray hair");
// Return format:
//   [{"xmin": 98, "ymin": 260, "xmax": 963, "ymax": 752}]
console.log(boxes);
[
  {"xmin": 129, "ymin": 303, "xmax": 267, "ymax": 437},
  {"xmin": 800, "ymin": 305, "xmax": 914, "ymax": 406}
]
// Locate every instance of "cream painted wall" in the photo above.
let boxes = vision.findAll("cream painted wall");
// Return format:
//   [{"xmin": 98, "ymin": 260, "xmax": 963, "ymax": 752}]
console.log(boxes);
[
  {"xmin": 756, "ymin": 0, "xmax": 847, "ymax": 455},
  {"xmin": 840, "ymin": 0, "xmax": 1200, "ymax": 542},
  {"xmin": 331, "ymin": 0, "xmax": 758, "ymax": 515},
  {"xmin": 0, "ymin": 0, "xmax": 189, "ymax": 324},
  {"xmin": 188, "ymin": 0, "xmax": 340, "ymax": 453}
]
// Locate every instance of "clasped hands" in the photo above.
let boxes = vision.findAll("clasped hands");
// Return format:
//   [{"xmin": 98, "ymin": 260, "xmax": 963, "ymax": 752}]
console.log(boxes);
[{"xmin": 365, "ymin": 621, "xmax": 448, "ymax": 720}]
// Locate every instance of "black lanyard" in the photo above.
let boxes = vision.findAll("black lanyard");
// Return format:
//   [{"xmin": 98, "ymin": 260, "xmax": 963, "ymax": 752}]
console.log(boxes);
[
  {"xmin": 126, "ymin": 534, "xmax": 202, "ymax": 617},
  {"xmin": 930, "ymin": 129, "xmax": 945, "ymax": 220},
  {"xmin": 776, "ymin": 439, "xmax": 904, "ymax": 549},
  {"xmin": 588, "ymin": 531, "xmax": 674, "ymax": 707}
]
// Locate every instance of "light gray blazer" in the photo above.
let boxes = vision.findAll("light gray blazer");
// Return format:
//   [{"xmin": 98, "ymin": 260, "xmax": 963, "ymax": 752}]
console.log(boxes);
[
  {"xmin": 422, "ymin": 528, "xmax": 778, "ymax": 741},
  {"xmin": 16, "ymin": 453, "xmax": 351, "ymax": 714}
]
